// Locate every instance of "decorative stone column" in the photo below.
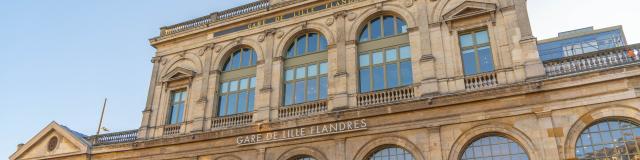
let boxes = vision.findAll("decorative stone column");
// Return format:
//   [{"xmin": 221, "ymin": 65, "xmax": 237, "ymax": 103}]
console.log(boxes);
[
  {"xmin": 190, "ymin": 44, "xmax": 215, "ymax": 133},
  {"xmin": 329, "ymin": 11, "xmax": 350, "ymax": 111},
  {"xmin": 254, "ymin": 29, "xmax": 277, "ymax": 123},
  {"xmin": 138, "ymin": 56, "xmax": 162, "ymax": 139}
]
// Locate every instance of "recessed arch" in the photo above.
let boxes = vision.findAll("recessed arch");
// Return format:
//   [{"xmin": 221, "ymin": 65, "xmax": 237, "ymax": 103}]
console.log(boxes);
[
  {"xmin": 447, "ymin": 123, "xmax": 540, "ymax": 160},
  {"xmin": 214, "ymin": 155, "xmax": 242, "ymax": 160},
  {"xmin": 564, "ymin": 105, "xmax": 640, "ymax": 159},
  {"xmin": 276, "ymin": 146, "xmax": 328, "ymax": 160},
  {"xmin": 160, "ymin": 53, "xmax": 203, "ymax": 78},
  {"xmin": 353, "ymin": 135, "xmax": 425, "ymax": 160},
  {"xmin": 347, "ymin": 4, "xmax": 417, "ymax": 42},
  {"xmin": 212, "ymin": 38, "xmax": 264, "ymax": 71},
  {"xmin": 275, "ymin": 22, "xmax": 335, "ymax": 58}
]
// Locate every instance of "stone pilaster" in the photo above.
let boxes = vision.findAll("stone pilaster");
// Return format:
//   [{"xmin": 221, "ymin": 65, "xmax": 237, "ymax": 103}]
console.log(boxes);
[{"xmin": 329, "ymin": 11, "xmax": 350, "ymax": 111}]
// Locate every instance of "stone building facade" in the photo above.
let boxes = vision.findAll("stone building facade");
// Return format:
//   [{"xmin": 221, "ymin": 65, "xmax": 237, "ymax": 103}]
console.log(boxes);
[{"xmin": 10, "ymin": 0, "xmax": 640, "ymax": 160}]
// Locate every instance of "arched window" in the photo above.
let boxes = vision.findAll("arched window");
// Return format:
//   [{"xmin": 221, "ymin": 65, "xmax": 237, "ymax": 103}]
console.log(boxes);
[
  {"xmin": 575, "ymin": 120, "xmax": 640, "ymax": 159},
  {"xmin": 359, "ymin": 15, "xmax": 407, "ymax": 42},
  {"xmin": 283, "ymin": 32, "xmax": 329, "ymax": 106},
  {"xmin": 357, "ymin": 14, "xmax": 412, "ymax": 93},
  {"xmin": 461, "ymin": 135, "xmax": 529, "ymax": 160},
  {"xmin": 291, "ymin": 156, "xmax": 316, "ymax": 160},
  {"xmin": 368, "ymin": 146, "xmax": 415, "ymax": 160},
  {"xmin": 218, "ymin": 47, "xmax": 257, "ymax": 116}
]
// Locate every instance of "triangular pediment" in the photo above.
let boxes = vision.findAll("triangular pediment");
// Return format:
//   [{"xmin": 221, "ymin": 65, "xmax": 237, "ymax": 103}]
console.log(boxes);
[
  {"xmin": 162, "ymin": 67, "xmax": 196, "ymax": 82},
  {"xmin": 443, "ymin": 1, "xmax": 497, "ymax": 22},
  {"xmin": 10, "ymin": 122, "xmax": 90, "ymax": 160}
]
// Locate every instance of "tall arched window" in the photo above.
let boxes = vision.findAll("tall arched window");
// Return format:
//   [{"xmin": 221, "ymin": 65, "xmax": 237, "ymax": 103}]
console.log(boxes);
[
  {"xmin": 218, "ymin": 47, "xmax": 257, "ymax": 116},
  {"xmin": 575, "ymin": 120, "xmax": 640, "ymax": 159},
  {"xmin": 461, "ymin": 135, "xmax": 529, "ymax": 160},
  {"xmin": 357, "ymin": 14, "xmax": 413, "ymax": 93},
  {"xmin": 368, "ymin": 146, "xmax": 415, "ymax": 160},
  {"xmin": 291, "ymin": 156, "xmax": 316, "ymax": 160},
  {"xmin": 283, "ymin": 32, "xmax": 329, "ymax": 106}
]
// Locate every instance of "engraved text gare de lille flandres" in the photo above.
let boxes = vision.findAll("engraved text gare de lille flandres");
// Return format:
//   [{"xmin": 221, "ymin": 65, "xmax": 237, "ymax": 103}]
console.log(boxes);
[{"xmin": 236, "ymin": 119, "xmax": 368, "ymax": 145}]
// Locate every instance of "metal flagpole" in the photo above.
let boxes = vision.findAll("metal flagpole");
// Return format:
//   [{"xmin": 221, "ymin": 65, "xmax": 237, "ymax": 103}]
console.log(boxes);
[{"xmin": 93, "ymin": 98, "xmax": 107, "ymax": 144}]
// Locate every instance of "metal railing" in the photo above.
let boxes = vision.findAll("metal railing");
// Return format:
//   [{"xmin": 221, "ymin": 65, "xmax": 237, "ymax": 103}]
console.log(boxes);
[
  {"xmin": 464, "ymin": 71, "xmax": 499, "ymax": 90},
  {"xmin": 162, "ymin": 124, "xmax": 181, "ymax": 136},
  {"xmin": 211, "ymin": 112, "xmax": 254, "ymax": 129},
  {"xmin": 279, "ymin": 100, "xmax": 328, "ymax": 119},
  {"xmin": 357, "ymin": 86, "xmax": 415, "ymax": 106},
  {"xmin": 88, "ymin": 130, "xmax": 138, "ymax": 145},
  {"xmin": 544, "ymin": 43, "xmax": 640, "ymax": 77}
]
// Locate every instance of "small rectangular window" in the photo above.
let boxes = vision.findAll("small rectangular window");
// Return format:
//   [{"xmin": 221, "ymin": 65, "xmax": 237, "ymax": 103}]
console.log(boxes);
[
  {"xmin": 459, "ymin": 29, "xmax": 494, "ymax": 76},
  {"xmin": 168, "ymin": 90, "xmax": 187, "ymax": 124}
]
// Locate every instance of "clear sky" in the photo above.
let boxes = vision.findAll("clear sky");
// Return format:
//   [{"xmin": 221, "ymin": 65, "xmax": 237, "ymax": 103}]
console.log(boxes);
[{"xmin": 0, "ymin": 0, "xmax": 638, "ymax": 158}]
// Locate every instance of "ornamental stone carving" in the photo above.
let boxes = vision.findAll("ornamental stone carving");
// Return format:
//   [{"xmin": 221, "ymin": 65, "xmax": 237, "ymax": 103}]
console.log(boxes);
[
  {"xmin": 404, "ymin": 0, "xmax": 413, "ymax": 7},
  {"xmin": 347, "ymin": 12, "xmax": 357, "ymax": 21},
  {"xmin": 326, "ymin": 17, "xmax": 335, "ymax": 26}
]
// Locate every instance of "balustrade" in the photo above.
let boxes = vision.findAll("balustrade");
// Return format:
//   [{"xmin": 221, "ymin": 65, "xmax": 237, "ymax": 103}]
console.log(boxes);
[
  {"xmin": 162, "ymin": 124, "xmax": 181, "ymax": 136},
  {"xmin": 88, "ymin": 130, "xmax": 138, "ymax": 145},
  {"xmin": 544, "ymin": 44, "xmax": 640, "ymax": 76},
  {"xmin": 357, "ymin": 86, "xmax": 415, "ymax": 107},
  {"xmin": 464, "ymin": 72, "xmax": 499, "ymax": 90},
  {"xmin": 211, "ymin": 112, "xmax": 254, "ymax": 129},
  {"xmin": 279, "ymin": 100, "xmax": 327, "ymax": 119}
]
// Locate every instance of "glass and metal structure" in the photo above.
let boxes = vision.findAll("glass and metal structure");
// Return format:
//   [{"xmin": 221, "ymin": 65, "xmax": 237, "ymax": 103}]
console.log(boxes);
[
  {"xmin": 167, "ymin": 90, "xmax": 187, "ymax": 124},
  {"xmin": 283, "ymin": 32, "xmax": 329, "ymax": 106},
  {"xmin": 575, "ymin": 120, "xmax": 640, "ymax": 159},
  {"xmin": 459, "ymin": 29, "xmax": 494, "ymax": 76},
  {"xmin": 538, "ymin": 26, "xmax": 627, "ymax": 61},
  {"xmin": 218, "ymin": 47, "xmax": 257, "ymax": 116},
  {"xmin": 461, "ymin": 135, "xmax": 529, "ymax": 160}
]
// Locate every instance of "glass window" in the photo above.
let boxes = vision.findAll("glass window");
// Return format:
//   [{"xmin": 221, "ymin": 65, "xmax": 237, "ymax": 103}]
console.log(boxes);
[
  {"xmin": 359, "ymin": 15, "xmax": 408, "ymax": 42},
  {"xmin": 293, "ymin": 157, "xmax": 316, "ymax": 160},
  {"xmin": 286, "ymin": 32, "xmax": 329, "ymax": 58},
  {"xmin": 359, "ymin": 45, "xmax": 413, "ymax": 93},
  {"xmin": 296, "ymin": 36, "xmax": 306, "ymax": 56},
  {"xmin": 459, "ymin": 29, "xmax": 495, "ymax": 76},
  {"xmin": 576, "ymin": 120, "xmax": 640, "ymax": 160},
  {"xmin": 368, "ymin": 146, "xmax": 414, "ymax": 160},
  {"xmin": 168, "ymin": 90, "xmax": 187, "ymax": 124},
  {"xmin": 223, "ymin": 48, "xmax": 257, "ymax": 71},
  {"xmin": 284, "ymin": 62, "xmax": 329, "ymax": 106},
  {"xmin": 461, "ymin": 136, "xmax": 529, "ymax": 160},
  {"xmin": 307, "ymin": 33, "xmax": 318, "ymax": 53},
  {"xmin": 219, "ymin": 48, "xmax": 257, "ymax": 117}
]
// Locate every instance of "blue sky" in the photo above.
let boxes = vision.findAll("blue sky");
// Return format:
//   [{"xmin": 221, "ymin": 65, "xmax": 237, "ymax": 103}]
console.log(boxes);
[{"xmin": 1, "ymin": 0, "xmax": 638, "ymax": 158}]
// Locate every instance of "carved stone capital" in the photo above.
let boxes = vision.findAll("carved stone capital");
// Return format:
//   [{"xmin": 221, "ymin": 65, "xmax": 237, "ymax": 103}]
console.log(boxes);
[
  {"xmin": 260, "ymin": 87, "xmax": 273, "ymax": 93},
  {"xmin": 334, "ymin": 71, "xmax": 348, "ymax": 77},
  {"xmin": 210, "ymin": 69, "xmax": 222, "ymax": 75},
  {"xmin": 333, "ymin": 11, "xmax": 348, "ymax": 18},
  {"xmin": 273, "ymin": 56, "xmax": 284, "ymax": 62},
  {"xmin": 325, "ymin": 17, "xmax": 335, "ymax": 26},
  {"xmin": 265, "ymin": 28, "xmax": 277, "ymax": 36},
  {"xmin": 420, "ymin": 54, "xmax": 436, "ymax": 62},
  {"xmin": 197, "ymin": 97, "xmax": 208, "ymax": 104}
]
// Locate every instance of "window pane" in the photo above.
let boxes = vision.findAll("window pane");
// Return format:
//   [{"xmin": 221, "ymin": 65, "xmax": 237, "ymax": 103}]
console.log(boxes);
[
  {"xmin": 462, "ymin": 49, "xmax": 477, "ymax": 76},
  {"xmin": 319, "ymin": 35, "xmax": 328, "ymax": 51},
  {"xmin": 307, "ymin": 79, "xmax": 317, "ymax": 101},
  {"xmin": 460, "ymin": 34, "xmax": 474, "ymax": 47},
  {"xmin": 296, "ymin": 35, "xmax": 306, "ymax": 56},
  {"xmin": 462, "ymin": 136, "xmax": 529, "ymax": 160},
  {"xmin": 370, "ymin": 17, "xmax": 381, "ymax": 40},
  {"xmin": 359, "ymin": 25, "xmax": 369, "ymax": 42},
  {"xmin": 229, "ymin": 81, "xmax": 238, "ymax": 92},
  {"xmin": 241, "ymin": 48, "xmax": 251, "ymax": 67},
  {"xmin": 308, "ymin": 64, "xmax": 318, "ymax": 77},
  {"xmin": 383, "ymin": 16, "xmax": 395, "ymax": 37},
  {"xmin": 359, "ymin": 54, "xmax": 370, "ymax": 67},
  {"xmin": 386, "ymin": 63, "xmax": 399, "ymax": 88},
  {"xmin": 287, "ymin": 44, "xmax": 295, "ymax": 58},
  {"xmin": 286, "ymin": 69, "xmax": 294, "ymax": 81},
  {"xmin": 227, "ymin": 94, "xmax": 237, "ymax": 115},
  {"xmin": 386, "ymin": 48, "xmax": 397, "ymax": 62},
  {"xmin": 319, "ymin": 62, "xmax": 328, "ymax": 74},
  {"xmin": 218, "ymin": 95, "xmax": 227, "ymax": 116},
  {"xmin": 247, "ymin": 91, "xmax": 255, "ymax": 112},
  {"xmin": 360, "ymin": 68, "xmax": 371, "ymax": 93},
  {"xmin": 285, "ymin": 82, "xmax": 294, "ymax": 105},
  {"xmin": 296, "ymin": 67, "xmax": 306, "ymax": 79},
  {"xmin": 237, "ymin": 91, "xmax": 247, "ymax": 113},
  {"xmin": 221, "ymin": 82, "xmax": 229, "ymax": 93},
  {"xmin": 373, "ymin": 66, "xmax": 384, "ymax": 91},
  {"xmin": 319, "ymin": 76, "xmax": 328, "ymax": 100},
  {"xmin": 250, "ymin": 77, "xmax": 256, "ymax": 88},
  {"xmin": 231, "ymin": 52, "xmax": 241, "ymax": 69},
  {"xmin": 177, "ymin": 104, "xmax": 184, "ymax": 123},
  {"xmin": 295, "ymin": 81, "xmax": 305, "ymax": 104},
  {"xmin": 251, "ymin": 50, "xmax": 257, "ymax": 66},
  {"xmin": 400, "ymin": 61, "xmax": 413, "ymax": 85},
  {"xmin": 373, "ymin": 51, "xmax": 384, "ymax": 64},
  {"xmin": 397, "ymin": 18, "xmax": 407, "ymax": 33},
  {"xmin": 478, "ymin": 46, "xmax": 495, "ymax": 73},
  {"xmin": 239, "ymin": 78, "xmax": 248, "ymax": 90},
  {"xmin": 400, "ymin": 46, "xmax": 411, "ymax": 59},
  {"xmin": 307, "ymin": 33, "xmax": 318, "ymax": 53},
  {"xmin": 475, "ymin": 31, "xmax": 490, "ymax": 44}
]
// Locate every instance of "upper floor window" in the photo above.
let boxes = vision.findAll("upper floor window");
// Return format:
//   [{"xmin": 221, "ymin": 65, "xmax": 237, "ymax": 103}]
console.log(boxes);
[
  {"xmin": 224, "ymin": 48, "xmax": 257, "ymax": 71},
  {"xmin": 167, "ymin": 89, "xmax": 187, "ymax": 124},
  {"xmin": 218, "ymin": 47, "xmax": 257, "ymax": 116},
  {"xmin": 460, "ymin": 29, "xmax": 495, "ymax": 76},
  {"xmin": 359, "ymin": 45, "xmax": 413, "ymax": 93},
  {"xmin": 461, "ymin": 135, "xmax": 529, "ymax": 160},
  {"xmin": 368, "ymin": 146, "xmax": 415, "ymax": 160},
  {"xmin": 575, "ymin": 120, "xmax": 640, "ymax": 159},
  {"xmin": 359, "ymin": 15, "xmax": 407, "ymax": 42},
  {"xmin": 284, "ymin": 32, "xmax": 329, "ymax": 106}
]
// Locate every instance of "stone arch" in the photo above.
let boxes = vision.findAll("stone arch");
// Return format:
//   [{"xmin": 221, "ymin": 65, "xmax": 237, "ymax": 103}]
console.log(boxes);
[
  {"xmin": 563, "ymin": 105, "xmax": 640, "ymax": 159},
  {"xmin": 274, "ymin": 22, "xmax": 336, "ymax": 58},
  {"xmin": 347, "ymin": 3, "xmax": 418, "ymax": 42},
  {"xmin": 276, "ymin": 146, "xmax": 329, "ymax": 160},
  {"xmin": 211, "ymin": 38, "xmax": 265, "ymax": 71},
  {"xmin": 160, "ymin": 53, "xmax": 203, "ymax": 78},
  {"xmin": 214, "ymin": 155, "xmax": 242, "ymax": 160},
  {"xmin": 353, "ymin": 135, "xmax": 425, "ymax": 160},
  {"xmin": 447, "ymin": 123, "xmax": 540, "ymax": 160}
]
